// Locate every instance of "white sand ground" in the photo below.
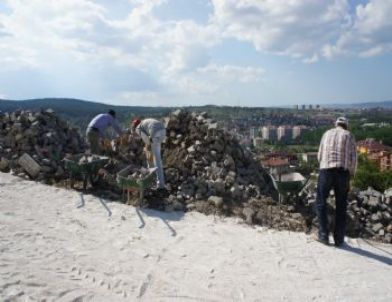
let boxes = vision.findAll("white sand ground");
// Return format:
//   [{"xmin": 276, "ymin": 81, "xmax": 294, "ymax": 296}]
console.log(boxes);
[{"xmin": 0, "ymin": 172, "xmax": 391, "ymax": 302}]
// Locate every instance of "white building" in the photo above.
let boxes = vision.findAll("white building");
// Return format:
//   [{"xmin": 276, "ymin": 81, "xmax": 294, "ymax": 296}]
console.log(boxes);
[
  {"xmin": 277, "ymin": 126, "xmax": 292, "ymax": 142},
  {"xmin": 250, "ymin": 127, "xmax": 258, "ymax": 139},
  {"xmin": 262, "ymin": 126, "xmax": 277, "ymax": 142},
  {"xmin": 253, "ymin": 137, "xmax": 263, "ymax": 148},
  {"xmin": 293, "ymin": 126, "xmax": 309, "ymax": 140}
]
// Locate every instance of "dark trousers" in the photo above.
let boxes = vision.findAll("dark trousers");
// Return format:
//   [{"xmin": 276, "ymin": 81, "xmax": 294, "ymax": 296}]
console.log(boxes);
[{"xmin": 316, "ymin": 168, "xmax": 350, "ymax": 243}]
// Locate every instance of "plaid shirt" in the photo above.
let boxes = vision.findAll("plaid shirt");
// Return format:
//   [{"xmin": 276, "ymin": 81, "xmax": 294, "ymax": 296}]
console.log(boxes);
[{"xmin": 318, "ymin": 126, "xmax": 357, "ymax": 175}]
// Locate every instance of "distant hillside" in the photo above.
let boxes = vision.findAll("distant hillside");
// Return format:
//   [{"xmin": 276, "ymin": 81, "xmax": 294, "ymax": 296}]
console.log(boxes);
[
  {"xmin": 0, "ymin": 98, "xmax": 271, "ymax": 130},
  {"xmin": 326, "ymin": 100, "xmax": 392, "ymax": 109},
  {"xmin": 0, "ymin": 98, "xmax": 173, "ymax": 130}
]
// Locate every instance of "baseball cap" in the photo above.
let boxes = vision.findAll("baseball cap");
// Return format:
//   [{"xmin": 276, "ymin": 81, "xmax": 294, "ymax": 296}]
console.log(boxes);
[
  {"xmin": 335, "ymin": 117, "xmax": 348, "ymax": 126},
  {"xmin": 131, "ymin": 118, "xmax": 141, "ymax": 129}
]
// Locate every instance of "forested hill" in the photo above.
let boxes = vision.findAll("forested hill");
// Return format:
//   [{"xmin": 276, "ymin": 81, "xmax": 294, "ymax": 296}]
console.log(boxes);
[
  {"xmin": 0, "ymin": 98, "xmax": 271, "ymax": 130},
  {"xmin": 0, "ymin": 98, "xmax": 172, "ymax": 130}
]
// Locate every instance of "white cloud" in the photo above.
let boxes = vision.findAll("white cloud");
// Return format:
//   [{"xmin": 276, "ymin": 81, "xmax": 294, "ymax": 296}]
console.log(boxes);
[
  {"xmin": 326, "ymin": 0, "xmax": 392, "ymax": 58},
  {"xmin": 197, "ymin": 63, "xmax": 265, "ymax": 83},
  {"xmin": 210, "ymin": 0, "xmax": 350, "ymax": 60},
  {"xmin": 1, "ymin": 0, "xmax": 391, "ymax": 105}
]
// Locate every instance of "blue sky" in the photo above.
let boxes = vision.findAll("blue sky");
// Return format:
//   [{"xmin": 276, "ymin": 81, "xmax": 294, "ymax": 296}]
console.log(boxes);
[{"xmin": 0, "ymin": 0, "xmax": 391, "ymax": 107}]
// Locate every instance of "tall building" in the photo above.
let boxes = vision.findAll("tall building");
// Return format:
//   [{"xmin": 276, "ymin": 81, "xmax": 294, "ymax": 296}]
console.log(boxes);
[
  {"xmin": 253, "ymin": 137, "xmax": 263, "ymax": 148},
  {"xmin": 277, "ymin": 126, "xmax": 293, "ymax": 142},
  {"xmin": 249, "ymin": 127, "xmax": 258, "ymax": 139},
  {"xmin": 262, "ymin": 126, "xmax": 277, "ymax": 142},
  {"xmin": 292, "ymin": 125, "xmax": 309, "ymax": 140}
]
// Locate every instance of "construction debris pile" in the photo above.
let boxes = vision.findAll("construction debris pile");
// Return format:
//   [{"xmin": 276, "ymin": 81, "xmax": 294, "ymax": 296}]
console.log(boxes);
[
  {"xmin": 0, "ymin": 110, "xmax": 85, "ymax": 181},
  {"xmin": 0, "ymin": 109, "xmax": 390, "ymax": 242},
  {"xmin": 127, "ymin": 110, "xmax": 310, "ymax": 232},
  {"xmin": 346, "ymin": 187, "xmax": 392, "ymax": 243},
  {"xmin": 306, "ymin": 186, "xmax": 392, "ymax": 243},
  {"xmin": 77, "ymin": 155, "xmax": 104, "ymax": 164},
  {"xmin": 163, "ymin": 110, "xmax": 270, "ymax": 201}
]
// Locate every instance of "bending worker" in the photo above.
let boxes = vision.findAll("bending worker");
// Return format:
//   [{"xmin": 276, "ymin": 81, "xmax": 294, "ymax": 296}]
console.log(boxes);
[
  {"xmin": 131, "ymin": 118, "xmax": 166, "ymax": 189},
  {"xmin": 86, "ymin": 109, "xmax": 123, "ymax": 154}
]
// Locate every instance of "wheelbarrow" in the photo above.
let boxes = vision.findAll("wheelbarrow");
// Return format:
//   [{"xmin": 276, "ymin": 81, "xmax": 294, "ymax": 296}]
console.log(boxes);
[
  {"xmin": 115, "ymin": 165, "xmax": 157, "ymax": 205},
  {"xmin": 270, "ymin": 172, "xmax": 311, "ymax": 203},
  {"xmin": 63, "ymin": 154, "xmax": 110, "ymax": 190}
]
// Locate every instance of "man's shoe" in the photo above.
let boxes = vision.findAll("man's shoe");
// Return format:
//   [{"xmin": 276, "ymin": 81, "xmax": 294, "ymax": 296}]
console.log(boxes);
[
  {"xmin": 334, "ymin": 235, "xmax": 345, "ymax": 247},
  {"xmin": 312, "ymin": 233, "xmax": 329, "ymax": 246},
  {"xmin": 334, "ymin": 239, "xmax": 345, "ymax": 247}
]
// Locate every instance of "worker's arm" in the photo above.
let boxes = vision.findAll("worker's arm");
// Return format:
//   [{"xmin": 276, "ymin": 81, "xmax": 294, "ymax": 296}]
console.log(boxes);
[
  {"xmin": 317, "ymin": 133, "xmax": 326, "ymax": 163},
  {"xmin": 111, "ymin": 119, "xmax": 123, "ymax": 136}
]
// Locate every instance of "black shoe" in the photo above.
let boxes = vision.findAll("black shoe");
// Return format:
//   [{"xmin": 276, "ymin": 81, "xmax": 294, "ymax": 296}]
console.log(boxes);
[
  {"xmin": 334, "ymin": 235, "xmax": 344, "ymax": 247},
  {"xmin": 316, "ymin": 238, "xmax": 330, "ymax": 246},
  {"xmin": 334, "ymin": 240, "xmax": 344, "ymax": 247},
  {"xmin": 312, "ymin": 234, "xmax": 329, "ymax": 246}
]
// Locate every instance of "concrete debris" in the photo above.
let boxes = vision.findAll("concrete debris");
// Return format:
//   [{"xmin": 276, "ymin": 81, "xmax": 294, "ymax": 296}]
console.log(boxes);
[
  {"xmin": 307, "ymin": 186, "xmax": 392, "ymax": 243},
  {"xmin": 18, "ymin": 153, "xmax": 41, "ymax": 178},
  {"xmin": 1, "ymin": 109, "xmax": 390, "ymax": 243},
  {"xmin": 345, "ymin": 187, "xmax": 392, "ymax": 243},
  {"xmin": 0, "ymin": 109, "xmax": 85, "ymax": 181}
]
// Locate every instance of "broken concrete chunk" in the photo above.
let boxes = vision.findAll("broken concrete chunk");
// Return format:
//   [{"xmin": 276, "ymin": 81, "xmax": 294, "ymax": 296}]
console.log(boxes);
[
  {"xmin": 18, "ymin": 153, "xmax": 41, "ymax": 178},
  {"xmin": 208, "ymin": 196, "xmax": 223, "ymax": 208}
]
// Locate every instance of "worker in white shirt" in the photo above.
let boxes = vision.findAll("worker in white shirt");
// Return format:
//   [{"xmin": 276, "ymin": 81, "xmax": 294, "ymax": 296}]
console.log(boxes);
[{"xmin": 131, "ymin": 118, "xmax": 166, "ymax": 189}]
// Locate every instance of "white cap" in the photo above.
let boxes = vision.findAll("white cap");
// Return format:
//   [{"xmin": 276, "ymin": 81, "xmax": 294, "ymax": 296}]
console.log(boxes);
[{"xmin": 335, "ymin": 116, "xmax": 348, "ymax": 126}]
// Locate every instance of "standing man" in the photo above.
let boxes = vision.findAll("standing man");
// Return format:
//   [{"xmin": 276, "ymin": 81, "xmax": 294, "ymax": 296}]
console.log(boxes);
[
  {"xmin": 86, "ymin": 109, "xmax": 123, "ymax": 154},
  {"xmin": 315, "ymin": 117, "xmax": 357, "ymax": 246},
  {"xmin": 131, "ymin": 118, "xmax": 166, "ymax": 189}
]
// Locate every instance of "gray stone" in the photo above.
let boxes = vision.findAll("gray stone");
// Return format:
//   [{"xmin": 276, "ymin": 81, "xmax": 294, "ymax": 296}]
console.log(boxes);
[
  {"xmin": 372, "ymin": 223, "xmax": 384, "ymax": 233},
  {"xmin": 255, "ymin": 210, "xmax": 263, "ymax": 225},
  {"xmin": 243, "ymin": 207, "xmax": 255, "ymax": 225},
  {"xmin": 212, "ymin": 179, "xmax": 225, "ymax": 194},
  {"xmin": 18, "ymin": 153, "xmax": 41, "ymax": 178},
  {"xmin": 0, "ymin": 157, "xmax": 9, "ymax": 171},
  {"xmin": 230, "ymin": 184, "xmax": 242, "ymax": 199},
  {"xmin": 208, "ymin": 196, "xmax": 223, "ymax": 208},
  {"xmin": 291, "ymin": 213, "xmax": 302, "ymax": 220},
  {"xmin": 370, "ymin": 213, "xmax": 381, "ymax": 223},
  {"xmin": 367, "ymin": 196, "xmax": 380, "ymax": 208}
]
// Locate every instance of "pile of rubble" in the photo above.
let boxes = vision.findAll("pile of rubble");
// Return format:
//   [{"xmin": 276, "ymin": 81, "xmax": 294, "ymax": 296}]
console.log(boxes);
[
  {"xmin": 117, "ymin": 110, "xmax": 310, "ymax": 232},
  {"xmin": 306, "ymin": 186, "xmax": 392, "ymax": 243},
  {"xmin": 346, "ymin": 187, "xmax": 392, "ymax": 243},
  {"xmin": 162, "ymin": 110, "xmax": 270, "ymax": 201},
  {"xmin": 0, "ymin": 109, "xmax": 85, "ymax": 181},
  {"xmin": 1, "ymin": 108, "xmax": 390, "ymax": 243},
  {"xmin": 159, "ymin": 110, "xmax": 270, "ymax": 208}
]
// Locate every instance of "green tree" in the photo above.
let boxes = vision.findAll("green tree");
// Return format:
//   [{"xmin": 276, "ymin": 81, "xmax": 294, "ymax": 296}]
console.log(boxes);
[{"xmin": 353, "ymin": 154, "xmax": 392, "ymax": 191}]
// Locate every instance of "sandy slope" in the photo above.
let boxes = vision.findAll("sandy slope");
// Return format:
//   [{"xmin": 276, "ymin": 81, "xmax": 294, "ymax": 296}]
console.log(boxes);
[{"xmin": 0, "ymin": 172, "xmax": 391, "ymax": 302}]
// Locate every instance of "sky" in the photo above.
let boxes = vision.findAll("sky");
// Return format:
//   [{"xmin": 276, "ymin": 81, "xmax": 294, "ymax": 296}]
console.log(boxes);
[{"xmin": 0, "ymin": 0, "xmax": 392, "ymax": 107}]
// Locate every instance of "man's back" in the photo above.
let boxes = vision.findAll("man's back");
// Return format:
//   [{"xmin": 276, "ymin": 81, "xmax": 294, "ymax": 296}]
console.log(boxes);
[
  {"xmin": 318, "ymin": 127, "xmax": 357, "ymax": 175},
  {"xmin": 88, "ymin": 113, "xmax": 122, "ymax": 137},
  {"xmin": 139, "ymin": 119, "xmax": 165, "ymax": 137}
]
